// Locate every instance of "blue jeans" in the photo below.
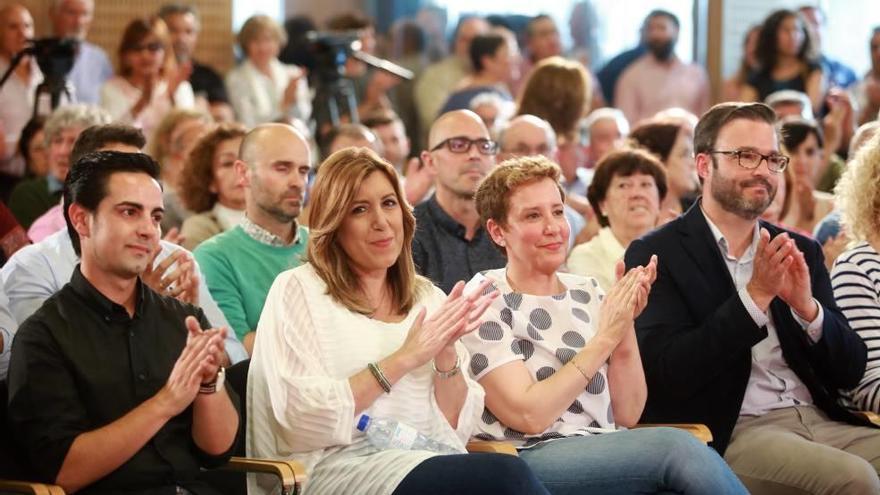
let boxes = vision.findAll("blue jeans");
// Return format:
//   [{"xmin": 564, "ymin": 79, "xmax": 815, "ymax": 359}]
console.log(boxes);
[
  {"xmin": 517, "ymin": 427, "xmax": 747, "ymax": 495},
  {"xmin": 393, "ymin": 452, "xmax": 550, "ymax": 495}
]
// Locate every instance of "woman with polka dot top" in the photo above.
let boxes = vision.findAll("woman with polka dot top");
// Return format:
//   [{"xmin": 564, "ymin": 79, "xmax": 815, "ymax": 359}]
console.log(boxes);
[{"xmin": 462, "ymin": 155, "xmax": 748, "ymax": 494}]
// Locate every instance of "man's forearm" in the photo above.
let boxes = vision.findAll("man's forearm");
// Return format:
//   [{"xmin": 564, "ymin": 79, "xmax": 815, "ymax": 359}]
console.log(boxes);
[
  {"xmin": 192, "ymin": 388, "xmax": 239, "ymax": 456},
  {"xmin": 55, "ymin": 395, "xmax": 173, "ymax": 493}
]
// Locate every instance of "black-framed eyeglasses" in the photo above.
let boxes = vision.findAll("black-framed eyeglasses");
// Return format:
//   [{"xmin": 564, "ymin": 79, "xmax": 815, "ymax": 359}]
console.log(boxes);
[
  {"xmin": 430, "ymin": 137, "xmax": 499, "ymax": 155},
  {"xmin": 708, "ymin": 149, "xmax": 789, "ymax": 173}
]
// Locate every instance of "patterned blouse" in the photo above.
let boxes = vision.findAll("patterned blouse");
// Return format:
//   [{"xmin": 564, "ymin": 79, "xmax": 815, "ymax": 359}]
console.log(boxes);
[{"xmin": 461, "ymin": 268, "xmax": 615, "ymax": 448}]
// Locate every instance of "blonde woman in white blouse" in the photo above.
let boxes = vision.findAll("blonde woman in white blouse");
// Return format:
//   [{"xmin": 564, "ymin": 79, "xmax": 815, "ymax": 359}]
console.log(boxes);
[
  {"xmin": 247, "ymin": 147, "xmax": 548, "ymax": 495},
  {"xmin": 463, "ymin": 156, "xmax": 748, "ymax": 494},
  {"xmin": 225, "ymin": 15, "xmax": 311, "ymax": 128}
]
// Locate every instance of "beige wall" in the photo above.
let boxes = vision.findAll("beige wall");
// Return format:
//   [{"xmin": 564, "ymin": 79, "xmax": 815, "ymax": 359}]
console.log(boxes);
[
  {"xmin": 284, "ymin": 0, "xmax": 363, "ymax": 29},
  {"xmin": 17, "ymin": 0, "xmax": 234, "ymax": 73}
]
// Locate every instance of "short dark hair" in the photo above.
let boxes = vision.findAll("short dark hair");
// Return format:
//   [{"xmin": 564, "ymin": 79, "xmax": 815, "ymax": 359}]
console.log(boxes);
[
  {"xmin": 628, "ymin": 122, "xmax": 682, "ymax": 163},
  {"xmin": 17, "ymin": 116, "xmax": 46, "ymax": 174},
  {"xmin": 64, "ymin": 151, "xmax": 161, "ymax": 256},
  {"xmin": 361, "ymin": 112, "xmax": 401, "ymax": 130},
  {"xmin": 157, "ymin": 2, "xmax": 199, "ymax": 22},
  {"xmin": 70, "ymin": 124, "xmax": 147, "ymax": 166},
  {"xmin": 645, "ymin": 9, "xmax": 680, "ymax": 29},
  {"xmin": 326, "ymin": 12, "xmax": 373, "ymax": 31},
  {"xmin": 469, "ymin": 33, "xmax": 506, "ymax": 72},
  {"xmin": 587, "ymin": 148, "xmax": 668, "ymax": 227},
  {"xmin": 780, "ymin": 117, "xmax": 824, "ymax": 151},
  {"xmin": 526, "ymin": 14, "xmax": 555, "ymax": 39},
  {"xmin": 694, "ymin": 102, "xmax": 777, "ymax": 155}
]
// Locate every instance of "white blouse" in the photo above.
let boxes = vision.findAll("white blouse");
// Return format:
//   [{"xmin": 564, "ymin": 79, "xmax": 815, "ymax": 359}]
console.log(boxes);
[
  {"xmin": 247, "ymin": 264, "xmax": 484, "ymax": 495},
  {"xmin": 99, "ymin": 75, "xmax": 195, "ymax": 141},
  {"xmin": 225, "ymin": 59, "xmax": 311, "ymax": 128},
  {"xmin": 461, "ymin": 269, "xmax": 615, "ymax": 448}
]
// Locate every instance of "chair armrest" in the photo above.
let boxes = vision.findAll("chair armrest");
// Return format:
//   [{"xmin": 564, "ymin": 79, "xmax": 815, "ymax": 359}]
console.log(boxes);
[
  {"xmin": 633, "ymin": 423, "xmax": 714, "ymax": 444},
  {"xmin": 220, "ymin": 456, "xmax": 308, "ymax": 495},
  {"xmin": 854, "ymin": 411, "xmax": 880, "ymax": 427},
  {"xmin": 466, "ymin": 440, "xmax": 519, "ymax": 456},
  {"xmin": 0, "ymin": 480, "xmax": 66, "ymax": 495}
]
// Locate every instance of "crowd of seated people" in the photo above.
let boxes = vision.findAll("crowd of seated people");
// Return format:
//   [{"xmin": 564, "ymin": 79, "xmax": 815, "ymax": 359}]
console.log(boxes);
[{"xmin": 2, "ymin": 1, "xmax": 880, "ymax": 494}]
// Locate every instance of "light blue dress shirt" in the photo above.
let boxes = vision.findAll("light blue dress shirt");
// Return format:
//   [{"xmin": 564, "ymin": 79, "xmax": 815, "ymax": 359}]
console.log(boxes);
[
  {"xmin": 0, "ymin": 288, "xmax": 15, "ymax": 380},
  {"xmin": 67, "ymin": 41, "xmax": 113, "ymax": 105},
  {"xmin": 0, "ymin": 229, "xmax": 248, "ymax": 364}
]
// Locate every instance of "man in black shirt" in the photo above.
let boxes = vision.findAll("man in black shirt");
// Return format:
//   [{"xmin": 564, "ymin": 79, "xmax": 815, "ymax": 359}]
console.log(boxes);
[
  {"xmin": 7, "ymin": 151, "xmax": 239, "ymax": 494},
  {"xmin": 159, "ymin": 3, "xmax": 233, "ymax": 122},
  {"xmin": 413, "ymin": 109, "xmax": 506, "ymax": 293}
]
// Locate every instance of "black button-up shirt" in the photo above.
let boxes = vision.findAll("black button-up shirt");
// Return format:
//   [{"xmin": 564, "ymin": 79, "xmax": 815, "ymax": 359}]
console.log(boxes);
[
  {"xmin": 7, "ymin": 266, "xmax": 237, "ymax": 494},
  {"xmin": 413, "ymin": 194, "xmax": 507, "ymax": 293}
]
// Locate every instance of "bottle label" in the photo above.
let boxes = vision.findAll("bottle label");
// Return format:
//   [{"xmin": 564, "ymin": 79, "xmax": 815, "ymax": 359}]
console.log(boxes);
[{"xmin": 387, "ymin": 422, "xmax": 419, "ymax": 450}]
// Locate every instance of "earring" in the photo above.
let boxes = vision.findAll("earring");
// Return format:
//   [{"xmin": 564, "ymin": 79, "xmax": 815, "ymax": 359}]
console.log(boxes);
[{"xmin": 499, "ymin": 239, "xmax": 506, "ymax": 247}]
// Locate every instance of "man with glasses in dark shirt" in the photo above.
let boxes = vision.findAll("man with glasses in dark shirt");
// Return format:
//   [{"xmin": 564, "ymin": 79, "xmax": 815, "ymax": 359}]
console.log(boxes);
[
  {"xmin": 625, "ymin": 102, "xmax": 880, "ymax": 494},
  {"xmin": 413, "ymin": 109, "xmax": 506, "ymax": 293},
  {"xmin": 7, "ymin": 151, "xmax": 239, "ymax": 494}
]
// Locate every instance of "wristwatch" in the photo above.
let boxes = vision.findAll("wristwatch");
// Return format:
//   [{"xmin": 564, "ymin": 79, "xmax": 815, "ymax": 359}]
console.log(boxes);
[{"xmin": 199, "ymin": 366, "xmax": 225, "ymax": 394}]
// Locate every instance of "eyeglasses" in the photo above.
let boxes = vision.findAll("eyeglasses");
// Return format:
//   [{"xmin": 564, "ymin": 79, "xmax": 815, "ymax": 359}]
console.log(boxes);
[
  {"xmin": 430, "ymin": 137, "xmax": 498, "ymax": 155},
  {"xmin": 708, "ymin": 149, "xmax": 789, "ymax": 173},
  {"xmin": 131, "ymin": 41, "xmax": 164, "ymax": 53}
]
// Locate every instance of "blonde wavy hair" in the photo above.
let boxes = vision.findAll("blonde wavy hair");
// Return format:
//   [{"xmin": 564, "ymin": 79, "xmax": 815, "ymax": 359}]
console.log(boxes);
[
  {"xmin": 834, "ymin": 131, "xmax": 880, "ymax": 242},
  {"xmin": 307, "ymin": 147, "xmax": 431, "ymax": 315}
]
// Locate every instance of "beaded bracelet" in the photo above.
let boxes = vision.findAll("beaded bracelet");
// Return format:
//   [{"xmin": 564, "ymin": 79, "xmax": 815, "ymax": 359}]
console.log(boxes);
[{"xmin": 368, "ymin": 362, "xmax": 392, "ymax": 393}]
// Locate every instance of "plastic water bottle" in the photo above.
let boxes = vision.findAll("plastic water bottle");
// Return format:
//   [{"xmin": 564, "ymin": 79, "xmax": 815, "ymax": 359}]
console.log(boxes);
[{"xmin": 357, "ymin": 414, "xmax": 460, "ymax": 454}]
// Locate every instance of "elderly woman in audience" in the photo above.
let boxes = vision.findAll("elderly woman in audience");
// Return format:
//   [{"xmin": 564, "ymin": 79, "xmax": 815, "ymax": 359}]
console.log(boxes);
[
  {"xmin": 518, "ymin": 56, "xmax": 592, "ymax": 198},
  {"xmin": 462, "ymin": 156, "xmax": 747, "ymax": 494},
  {"xmin": 179, "ymin": 123, "xmax": 247, "ymax": 251},
  {"xmin": 567, "ymin": 149, "xmax": 666, "ymax": 292},
  {"xmin": 100, "ymin": 17, "xmax": 195, "ymax": 141},
  {"xmin": 740, "ymin": 9, "xmax": 823, "ymax": 114},
  {"xmin": 778, "ymin": 118, "xmax": 834, "ymax": 234},
  {"xmin": 831, "ymin": 132, "xmax": 880, "ymax": 413},
  {"xmin": 628, "ymin": 120, "xmax": 698, "ymax": 221},
  {"xmin": 247, "ymin": 147, "xmax": 548, "ymax": 495},
  {"xmin": 225, "ymin": 14, "xmax": 310, "ymax": 128}
]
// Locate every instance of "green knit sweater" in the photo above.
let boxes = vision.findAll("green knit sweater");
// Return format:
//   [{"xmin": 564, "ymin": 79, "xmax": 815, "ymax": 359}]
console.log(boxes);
[{"xmin": 194, "ymin": 225, "xmax": 308, "ymax": 340}]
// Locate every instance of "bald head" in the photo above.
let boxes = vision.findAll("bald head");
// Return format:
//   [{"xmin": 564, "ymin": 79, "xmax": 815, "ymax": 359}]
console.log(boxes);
[
  {"xmin": 498, "ymin": 115, "xmax": 557, "ymax": 162},
  {"xmin": 428, "ymin": 110, "xmax": 489, "ymax": 150},
  {"xmin": 238, "ymin": 123, "xmax": 312, "ymax": 227},
  {"xmin": 240, "ymin": 123, "xmax": 311, "ymax": 167}
]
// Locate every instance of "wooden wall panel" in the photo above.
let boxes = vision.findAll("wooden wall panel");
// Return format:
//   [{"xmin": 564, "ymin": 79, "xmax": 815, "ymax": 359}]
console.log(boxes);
[{"xmin": 17, "ymin": 0, "xmax": 234, "ymax": 74}]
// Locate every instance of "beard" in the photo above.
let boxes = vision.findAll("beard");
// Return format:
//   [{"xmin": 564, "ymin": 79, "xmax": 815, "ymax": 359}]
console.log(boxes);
[
  {"xmin": 648, "ymin": 40, "xmax": 675, "ymax": 61},
  {"xmin": 710, "ymin": 170, "xmax": 777, "ymax": 221}
]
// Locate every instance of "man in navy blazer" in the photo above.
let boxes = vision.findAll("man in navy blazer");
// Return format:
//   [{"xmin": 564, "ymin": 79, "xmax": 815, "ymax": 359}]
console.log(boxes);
[{"xmin": 625, "ymin": 102, "xmax": 880, "ymax": 494}]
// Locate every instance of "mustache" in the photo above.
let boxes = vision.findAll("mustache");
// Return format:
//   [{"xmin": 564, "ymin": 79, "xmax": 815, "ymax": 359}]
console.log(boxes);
[{"xmin": 741, "ymin": 178, "xmax": 772, "ymax": 190}]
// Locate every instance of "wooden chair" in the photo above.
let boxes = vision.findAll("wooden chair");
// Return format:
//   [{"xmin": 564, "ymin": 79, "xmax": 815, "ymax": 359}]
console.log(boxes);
[{"xmin": 0, "ymin": 375, "xmax": 306, "ymax": 495}]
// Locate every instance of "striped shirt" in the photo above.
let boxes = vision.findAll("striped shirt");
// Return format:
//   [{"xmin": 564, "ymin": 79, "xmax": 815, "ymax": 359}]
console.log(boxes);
[{"xmin": 831, "ymin": 242, "xmax": 880, "ymax": 412}]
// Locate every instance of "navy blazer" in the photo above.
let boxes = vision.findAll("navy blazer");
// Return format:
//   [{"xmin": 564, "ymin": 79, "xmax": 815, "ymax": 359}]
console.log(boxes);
[{"xmin": 624, "ymin": 203, "xmax": 871, "ymax": 454}]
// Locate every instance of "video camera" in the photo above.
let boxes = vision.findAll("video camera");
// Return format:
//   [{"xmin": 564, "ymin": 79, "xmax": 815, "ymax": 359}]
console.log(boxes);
[{"xmin": 0, "ymin": 37, "xmax": 78, "ymax": 117}]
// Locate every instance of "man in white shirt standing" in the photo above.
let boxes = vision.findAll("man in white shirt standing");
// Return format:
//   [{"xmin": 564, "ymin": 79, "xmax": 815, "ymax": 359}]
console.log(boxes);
[{"xmin": 626, "ymin": 102, "xmax": 880, "ymax": 494}]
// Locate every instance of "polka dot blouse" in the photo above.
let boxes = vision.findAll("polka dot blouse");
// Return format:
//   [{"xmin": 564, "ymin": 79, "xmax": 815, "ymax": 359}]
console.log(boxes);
[{"xmin": 461, "ymin": 269, "xmax": 616, "ymax": 448}]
